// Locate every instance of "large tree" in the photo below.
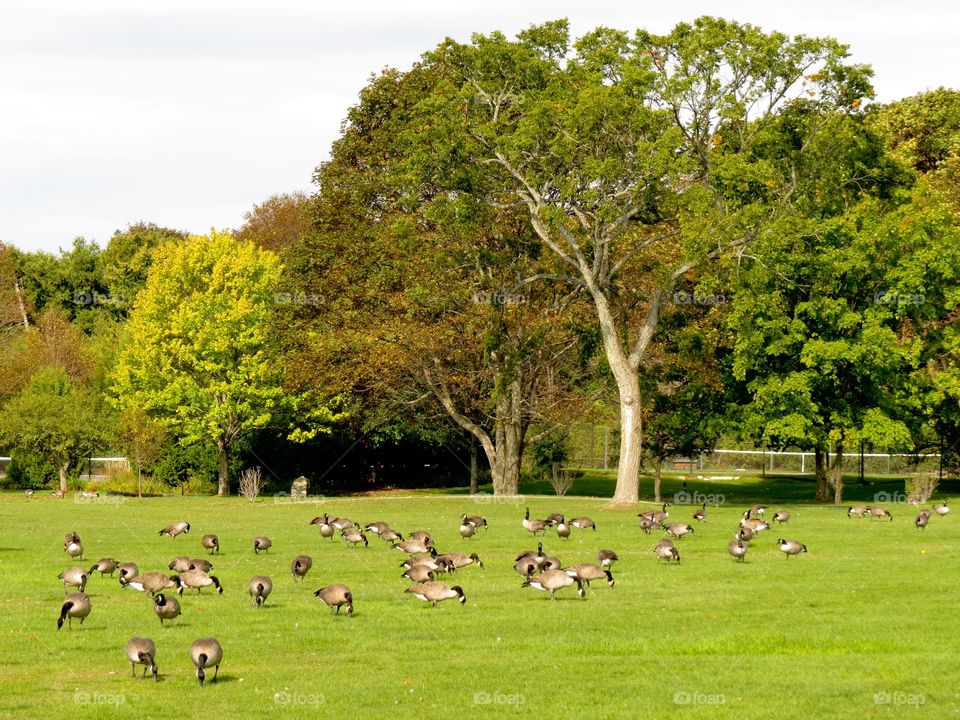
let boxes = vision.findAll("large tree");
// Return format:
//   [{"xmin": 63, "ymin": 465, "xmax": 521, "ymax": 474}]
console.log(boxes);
[{"xmin": 390, "ymin": 17, "xmax": 873, "ymax": 502}]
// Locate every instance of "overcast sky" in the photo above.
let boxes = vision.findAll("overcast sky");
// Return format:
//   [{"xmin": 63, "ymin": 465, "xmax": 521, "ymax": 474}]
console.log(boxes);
[{"xmin": 1, "ymin": 0, "xmax": 957, "ymax": 253}]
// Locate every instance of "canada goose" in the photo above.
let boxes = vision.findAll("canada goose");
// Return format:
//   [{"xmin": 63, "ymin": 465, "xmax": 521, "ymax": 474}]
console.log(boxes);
[
  {"xmin": 735, "ymin": 527, "xmax": 755, "ymax": 542},
  {"xmin": 403, "ymin": 565, "xmax": 436, "ymax": 582},
  {"xmin": 190, "ymin": 638, "xmax": 223, "ymax": 686},
  {"xmin": 189, "ymin": 559, "xmax": 213, "ymax": 573},
  {"xmin": 342, "ymin": 528, "xmax": 368, "ymax": 547},
  {"xmin": 750, "ymin": 504, "xmax": 768, "ymax": 516},
  {"xmin": 664, "ymin": 522, "xmax": 695, "ymax": 539},
  {"xmin": 555, "ymin": 518, "xmax": 571, "ymax": 539},
  {"xmin": 405, "ymin": 582, "xmax": 466, "ymax": 607},
  {"xmin": 314, "ymin": 584, "xmax": 354, "ymax": 616},
  {"xmin": 52, "ymin": 489, "xmax": 65, "ymax": 499},
  {"xmin": 773, "ymin": 510, "xmax": 791, "ymax": 524},
  {"xmin": 125, "ymin": 637, "xmax": 158, "ymax": 681},
  {"xmin": 401, "ymin": 556, "xmax": 454, "ymax": 573},
  {"xmin": 159, "ymin": 522, "xmax": 190, "ymax": 538},
  {"xmin": 65, "ymin": 541, "xmax": 84, "ymax": 560},
  {"xmin": 569, "ymin": 517, "xmax": 597, "ymax": 531},
  {"xmin": 693, "ymin": 503, "xmax": 708, "ymax": 522},
  {"xmin": 522, "ymin": 569, "xmax": 584, "ymax": 600},
  {"xmin": 127, "ymin": 572, "xmax": 181, "ymax": 595},
  {"xmin": 380, "ymin": 528, "xmax": 404, "ymax": 543},
  {"xmin": 58, "ymin": 567, "xmax": 87, "ymax": 593},
  {"xmin": 364, "ymin": 521, "xmax": 390, "ymax": 535},
  {"xmin": 57, "ymin": 592, "xmax": 91, "ymax": 630},
  {"xmin": 291, "ymin": 555, "xmax": 313, "ymax": 581},
  {"xmin": 310, "ymin": 514, "xmax": 336, "ymax": 539},
  {"xmin": 168, "ymin": 556, "xmax": 192, "ymax": 573},
  {"xmin": 248, "ymin": 576, "xmax": 273, "ymax": 607},
  {"xmin": 515, "ymin": 542, "xmax": 545, "ymax": 565},
  {"xmin": 201, "ymin": 534, "xmax": 220, "ymax": 554},
  {"xmin": 867, "ymin": 506, "xmax": 893, "ymax": 521},
  {"xmin": 435, "ymin": 552, "xmax": 483, "ymax": 570},
  {"xmin": 515, "ymin": 558, "xmax": 538, "ymax": 579},
  {"xmin": 564, "ymin": 563, "xmax": 615, "ymax": 588},
  {"xmin": 177, "ymin": 569, "xmax": 223, "ymax": 595},
  {"xmin": 64, "ymin": 531, "xmax": 81, "ymax": 547},
  {"xmin": 655, "ymin": 539, "xmax": 680, "ymax": 564},
  {"xmin": 522, "ymin": 508, "xmax": 548, "ymax": 535},
  {"xmin": 330, "ymin": 517, "xmax": 356, "ymax": 530},
  {"xmin": 24, "ymin": 489, "xmax": 33, "ymax": 498},
  {"xmin": 541, "ymin": 555, "xmax": 563, "ymax": 571},
  {"xmin": 597, "ymin": 549, "xmax": 619, "ymax": 568},
  {"xmin": 916, "ymin": 510, "xmax": 930, "ymax": 530},
  {"xmin": 88, "ymin": 558, "xmax": 117, "ymax": 578},
  {"xmin": 407, "ymin": 530, "xmax": 433, "ymax": 546},
  {"xmin": 461, "ymin": 514, "xmax": 487, "ymax": 529},
  {"xmin": 639, "ymin": 504, "xmax": 669, "ymax": 523},
  {"xmin": 848, "ymin": 505, "xmax": 869, "ymax": 518},
  {"xmin": 727, "ymin": 539, "xmax": 748, "ymax": 561},
  {"xmin": 253, "ymin": 536, "xmax": 272, "ymax": 554},
  {"xmin": 153, "ymin": 593, "xmax": 181, "ymax": 625},
  {"xmin": 459, "ymin": 521, "xmax": 476, "ymax": 539},
  {"xmin": 638, "ymin": 516, "xmax": 657, "ymax": 534},
  {"xmin": 309, "ymin": 514, "xmax": 328, "ymax": 525},
  {"xmin": 118, "ymin": 562, "xmax": 140, "ymax": 586},
  {"xmin": 394, "ymin": 539, "xmax": 433, "ymax": 555},
  {"xmin": 778, "ymin": 538, "xmax": 808, "ymax": 557},
  {"xmin": 545, "ymin": 513, "xmax": 565, "ymax": 526},
  {"xmin": 933, "ymin": 501, "xmax": 950, "ymax": 517},
  {"xmin": 740, "ymin": 512, "xmax": 770, "ymax": 532}
]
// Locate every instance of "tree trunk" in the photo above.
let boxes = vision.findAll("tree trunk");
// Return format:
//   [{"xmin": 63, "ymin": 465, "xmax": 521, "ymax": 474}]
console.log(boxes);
[
  {"xmin": 829, "ymin": 442, "xmax": 845, "ymax": 505},
  {"xmin": 137, "ymin": 466, "xmax": 142, "ymax": 500},
  {"xmin": 654, "ymin": 456, "xmax": 663, "ymax": 503},
  {"xmin": 58, "ymin": 462, "xmax": 69, "ymax": 493},
  {"xmin": 217, "ymin": 441, "xmax": 230, "ymax": 497},
  {"xmin": 468, "ymin": 434, "xmax": 479, "ymax": 495},
  {"xmin": 814, "ymin": 447, "xmax": 830, "ymax": 501},
  {"xmin": 611, "ymin": 370, "xmax": 642, "ymax": 504}
]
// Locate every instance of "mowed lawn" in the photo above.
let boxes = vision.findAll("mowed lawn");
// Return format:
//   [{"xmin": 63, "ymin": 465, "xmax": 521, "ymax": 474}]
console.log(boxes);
[{"xmin": 0, "ymin": 481, "xmax": 958, "ymax": 719}]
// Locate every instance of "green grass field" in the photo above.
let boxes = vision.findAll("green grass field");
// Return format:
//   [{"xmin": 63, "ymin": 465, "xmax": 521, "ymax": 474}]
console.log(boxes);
[{"xmin": 1, "ymin": 475, "xmax": 958, "ymax": 719}]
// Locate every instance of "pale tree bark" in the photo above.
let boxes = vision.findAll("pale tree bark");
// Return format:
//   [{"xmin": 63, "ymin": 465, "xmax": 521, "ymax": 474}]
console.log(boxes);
[
  {"xmin": 217, "ymin": 440, "xmax": 230, "ymax": 497},
  {"xmin": 58, "ymin": 461, "xmax": 69, "ymax": 493},
  {"xmin": 814, "ymin": 446, "xmax": 830, "ymax": 501},
  {"xmin": 828, "ymin": 442, "xmax": 845, "ymax": 505}
]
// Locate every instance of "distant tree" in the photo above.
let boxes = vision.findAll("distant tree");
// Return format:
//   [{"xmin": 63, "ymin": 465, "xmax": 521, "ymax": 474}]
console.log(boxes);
[
  {"xmin": 99, "ymin": 222, "xmax": 187, "ymax": 313},
  {"xmin": 117, "ymin": 408, "xmax": 166, "ymax": 498},
  {"xmin": 236, "ymin": 193, "xmax": 313, "ymax": 253}
]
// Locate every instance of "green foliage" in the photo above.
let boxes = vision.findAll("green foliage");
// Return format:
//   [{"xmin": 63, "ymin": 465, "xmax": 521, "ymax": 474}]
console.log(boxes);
[
  {"xmin": 530, "ymin": 431, "xmax": 570, "ymax": 477},
  {"xmin": 870, "ymin": 88, "xmax": 960, "ymax": 173}
]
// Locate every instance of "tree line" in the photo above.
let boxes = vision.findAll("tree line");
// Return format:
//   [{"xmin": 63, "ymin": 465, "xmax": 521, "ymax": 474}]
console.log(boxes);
[{"xmin": 0, "ymin": 18, "xmax": 958, "ymax": 503}]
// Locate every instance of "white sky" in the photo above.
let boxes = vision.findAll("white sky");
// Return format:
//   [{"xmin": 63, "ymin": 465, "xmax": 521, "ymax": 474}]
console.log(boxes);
[{"xmin": 1, "ymin": 0, "xmax": 957, "ymax": 253}]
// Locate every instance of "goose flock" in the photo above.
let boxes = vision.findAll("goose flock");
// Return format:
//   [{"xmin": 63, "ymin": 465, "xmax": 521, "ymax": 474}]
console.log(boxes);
[{"xmin": 49, "ymin": 495, "xmax": 950, "ymax": 686}]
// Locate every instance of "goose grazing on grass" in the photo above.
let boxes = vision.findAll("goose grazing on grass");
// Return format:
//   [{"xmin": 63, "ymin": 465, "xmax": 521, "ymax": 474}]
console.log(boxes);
[
  {"xmin": 522, "ymin": 508, "xmax": 548, "ymax": 536},
  {"xmin": 253, "ymin": 536, "xmax": 272, "ymax": 554},
  {"xmin": 541, "ymin": 554, "xmax": 563, "ymax": 571},
  {"xmin": 118, "ymin": 562, "xmax": 140, "ymax": 587},
  {"xmin": 159, "ymin": 521, "xmax": 190, "ymax": 538},
  {"xmin": 401, "ymin": 556, "xmax": 453, "ymax": 574},
  {"xmin": 249, "ymin": 576, "xmax": 273, "ymax": 607},
  {"xmin": 65, "ymin": 541, "xmax": 84, "ymax": 561},
  {"xmin": 314, "ymin": 584, "xmax": 354, "ymax": 616},
  {"xmin": 64, "ymin": 531, "xmax": 81, "ymax": 547},
  {"xmin": 153, "ymin": 593, "xmax": 181, "ymax": 625},
  {"xmin": 177, "ymin": 570, "xmax": 223, "ymax": 595},
  {"xmin": 380, "ymin": 528, "xmax": 404, "ymax": 544},
  {"xmin": 394, "ymin": 539, "xmax": 433, "ymax": 555},
  {"xmin": 515, "ymin": 558, "xmax": 538, "ymax": 580},
  {"xmin": 24, "ymin": 489, "xmax": 33, "ymax": 498},
  {"xmin": 364, "ymin": 521, "xmax": 390, "ymax": 536},
  {"xmin": 847, "ymin": 505, "xmax": 870, "ymax": 518},
  {"xmin": 189, "ymin": 559, "xmax": 213, "ymax": 573},
  {"xmin": 190, "ymin": 638, "xmax": 223, "ymax": 687},
  {"xmin": 597, "ymin": 549, "xmax": 619, "ymax": 568},
  {"xmin": 311, "ymin": 514, "xmax": 336, "ymax": 539},
  {"xmin": 57, "ymin": 592, "xmax": 91, "ymax": 630},
  {"xmin": 655, "ymin": 539, "xmax": 680, "ymax": 564},
  {"xmin": 403, "ymin": 565, "xmax": 436, "ymax": 582},
  {"xmin": 693, "ymin": 503, "xmax": 708, "ymax": 522},
  {"xmin": 778, "ymin": 538, "xmax": 808, "ymax": 558},
  {"xmin": 88, "ymin": 558, "xmax": 117, "ymax": 578},
  {"xmin": 127, "ymin": 572, "xmax": 181, "ymax": 595},
  {"xmin": 740, "ymin": 512, "xmax": 770, "ymax": 532},
  {"xmin": 342, "ymin": 528, "xmax": 368, "ymax": 547},
  {"xmin": 125, "ymin": 638, "xmax": 158, "ymax": 681},
  {"xmin": 407, "ymin": 531, "xmax": 433, "ymax": 547},
  {"xmin": 915, "ymin": 510, "xmax": 930, "ymax": 530},
  {"xmin": 459, "ymin": 521, "xmax": 477, "ymax": 540},
  {"xmin": 638, "ymin": 516, "xmax": 657, "ymax": 534},
  {"xmin": 330, "ymin": 517, "xmax": 356, "ymax": 531},
  {"xmin": 405, "ymin": 582, "xmax": 466, "ymax": 607},
  {"xmin": 735, "ymin": 527, "xmax": 755, "ymax": 542},
  {"xmin": 435, "ymin": 552, "xmax": 483, "ymax": 570},
  {"xmin": 168, "ymin": 556, "xmax": 192, "ymax": 573},
  {"xmin": 564, "ymin": 563, "xmax": 615, "ymax": 588},
  {"xmin": 933, "ymin": 501, "xmax": 949, "ymax": 517},
  {"xmin": 201, "ymin": 534, "xmax": 220, "ymax": 554},
  {"xmin": 555, "ymin": 518, "xmax": 571, "ymax": 539},
  {"xmin": 750, "ymin": 504, "xmax": 768, "ymax": 516},
  {"xmin": 570, "ymin": 517, "xmax": 596, "ymax": 531},
  {"xmin": 461, "ymin": 514, "xmax": 487, "ymax": 529},
  {"xmin": 867, "ymin": 506, "xmax": 893, "ymax": 521},
  {"xmin": 515, "ymin": 543, "xmax": 545, "ymax": 567},
  {"xmin": 772, "ymin": 510, "xmax": 791, "ymax": 524},
  {"xmin": 52, "ymin": 489, "xmax": 65, "ymax": 499},
  {"xmin": 522, "ymin": 569, "xmax": 584, "ymax": 600},
  {"xmin": 727, "ymin": 539, "xmax": 748, "ymax": 562},
  {"xmin": 291, "ymin": 555, "xmax": 313, "ymax": 581},
  {"xmin": 545, "ymin": 513, "xmax": 565, "ymax": 526},
  {"xmin": 664, "ymin": 522, "xmax": 695, "ymax": 539},
  {"xmin": 58, "ymin": 567, "xmax": 87, "ymax": 593}
]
